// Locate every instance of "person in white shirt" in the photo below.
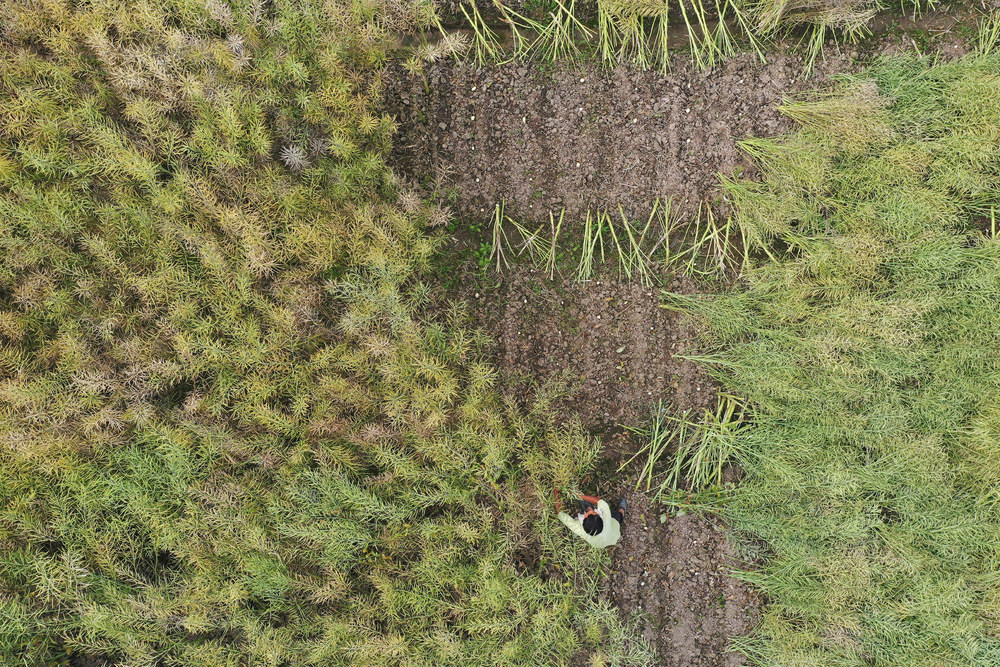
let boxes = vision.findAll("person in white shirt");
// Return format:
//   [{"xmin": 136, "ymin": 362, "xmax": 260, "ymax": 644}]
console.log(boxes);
[{"xmin": 557, "ymin": 493, "xmax": 626, "ymax": 549}]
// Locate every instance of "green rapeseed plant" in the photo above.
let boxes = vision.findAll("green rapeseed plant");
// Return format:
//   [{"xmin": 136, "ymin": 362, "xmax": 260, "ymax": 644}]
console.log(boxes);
[{"xmin": 666, "ymin": 46, "xmax": 1000, "ymax": 665}]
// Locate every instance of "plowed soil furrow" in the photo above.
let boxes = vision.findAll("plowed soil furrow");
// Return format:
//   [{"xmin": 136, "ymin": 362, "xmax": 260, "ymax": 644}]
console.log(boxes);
[{"xmin": 386, "ymin": 52, "xmax": 864, "ymax": 222}]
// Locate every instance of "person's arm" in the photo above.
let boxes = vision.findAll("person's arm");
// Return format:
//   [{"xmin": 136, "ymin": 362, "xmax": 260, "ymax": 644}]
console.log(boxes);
[
  {"xmin": 579, "ymin": 494, "xmax": 602, "ymax": 505},
  {"xmin": 558, "ymin": 511, "xmax": 591, "ymax": 541}
]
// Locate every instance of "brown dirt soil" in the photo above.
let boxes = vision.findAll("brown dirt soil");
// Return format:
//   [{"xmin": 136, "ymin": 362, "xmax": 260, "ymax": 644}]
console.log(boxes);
[
  {"xmin": 384, "ymin": 24, "xmax": 971, "ymax": 666},
  {"xmin": 387, "ymin": 52, "xmax": 863, "ymax": 223},
  {"xmin": 610, "ymin": 489, "xmax": 759, "ymax": 667},
  {"xmin": 461, "ymin": 269, "xmax": 716, "ymax": 429}
]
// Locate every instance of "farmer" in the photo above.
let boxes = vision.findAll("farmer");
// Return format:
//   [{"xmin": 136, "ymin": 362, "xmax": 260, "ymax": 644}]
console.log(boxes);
[{"xmin": 557, "ymin": 493, "xmax": 626, "ymax": 549}]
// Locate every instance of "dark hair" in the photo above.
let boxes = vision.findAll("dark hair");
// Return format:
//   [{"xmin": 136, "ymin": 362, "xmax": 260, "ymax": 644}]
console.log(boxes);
[{"xmin": 582, "ymin": 513, "xmax": 603, "ymax": 536}]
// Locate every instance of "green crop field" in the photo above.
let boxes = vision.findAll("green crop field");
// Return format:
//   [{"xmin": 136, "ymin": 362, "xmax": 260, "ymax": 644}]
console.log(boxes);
[
  {"xmin": 670, "ymin": 50, "xmax": 1000, "ymax": 664},
  {"xmin": 2, "ymin": 0, "xmax": 1000, "ymax": 665},
  {"xmin": 0, "ymin": 2, "xmax": 645, "ymax": 663}
]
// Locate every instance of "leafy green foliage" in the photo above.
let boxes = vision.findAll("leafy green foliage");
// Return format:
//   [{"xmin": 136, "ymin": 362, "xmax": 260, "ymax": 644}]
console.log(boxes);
[
  {"xmin": 0, "ymin": 1, "xmax": 649, "ymax": 664},
  {"xmin": 672, "ymin": 53, "xmax": 1000, "ymax": 664}
]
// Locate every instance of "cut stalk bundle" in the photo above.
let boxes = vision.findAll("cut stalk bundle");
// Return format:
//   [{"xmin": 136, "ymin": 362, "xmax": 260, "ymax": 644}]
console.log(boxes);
[
  {"xmin": 662, "ymin": 202, "xmax": 743, "ymax": 279},
  {"xmin": 460, "ymin": 1, "xmax": 504, "ymax": 66},
  {"xmin": 619, "ymin": 400, "xmax": 685, "ymax": 491},
  {"xmin": 603, "ymin": 209, "xmax": 630, "ymax": 280},
  {"xmin": 535, "ymin": 0, "xmax": 595, "ymax": 62},
  {"xmin": 674, "ymin": 0, "xmax": 718, "ymax": 69},
  {"xmin": 510, "ymin": 216, "xmax": 552, "ymax": 263},
  {"xmin": 490, "ymin": 200, "xmax": 511, "ymax": 271},
  {"xmin": 545, "ymin": 208, "xmax": 565, "ymax": 279},
  {"xmin": 619, "ymin": 393, "xmax": 747, "ymax": 494},
  {"xmin": 980, "ymin": 10, "xmax": 1000, "ymax": 54},
  {"xmin": 493, "ymin": 0, "xmax": 547, "ymax": 56},
  {"xmin": 648, "ymin": 196, "xmax": 677, "ymax": 266},
  {"xmin": 658, "ymin": 393, "xmax": 747, "ymax": 494},
  {"xmin": 618, "ymin": 205, "xmax": 654, "ymax": 286},
  {"xmin": 575, "ymin": 210, "xmax": 604, "ymax": 282},
  {"xmin": 481, "ymin": 197, "xmax": 744, "ymax": 282}
]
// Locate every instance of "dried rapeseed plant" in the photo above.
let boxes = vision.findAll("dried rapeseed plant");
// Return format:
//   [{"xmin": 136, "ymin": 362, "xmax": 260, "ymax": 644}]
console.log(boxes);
[{"xmin": 280, "ymin": 144, "xmax": 309, "ymax": 171}]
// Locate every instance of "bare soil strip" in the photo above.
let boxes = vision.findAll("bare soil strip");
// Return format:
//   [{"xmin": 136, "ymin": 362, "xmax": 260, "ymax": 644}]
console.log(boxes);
[
  {"xmin": 387, "ymin": 51, "xmax": 861, "ymax": 223},
  {"xmin": 608, "ymin": 491, "xmax": 760, "ymax": 666}
]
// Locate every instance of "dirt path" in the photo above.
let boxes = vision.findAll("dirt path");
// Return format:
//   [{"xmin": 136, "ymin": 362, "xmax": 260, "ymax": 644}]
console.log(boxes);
[
  {"xmin": 385, "ymin": 50, "xmax": 843, "ymax": 667},
  {"xmin": 460, "ymin": 270, "xmax": 716, "ymax": 428},
  {"xmin": 608, "ymin": 490, "xmax": 760, "ymax": 667}
]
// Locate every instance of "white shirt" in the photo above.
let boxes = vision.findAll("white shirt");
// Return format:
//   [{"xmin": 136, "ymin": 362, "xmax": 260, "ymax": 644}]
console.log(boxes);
[{"xmin": 557, "ymin": 499, "xmax": 621, "ymax": 549}]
